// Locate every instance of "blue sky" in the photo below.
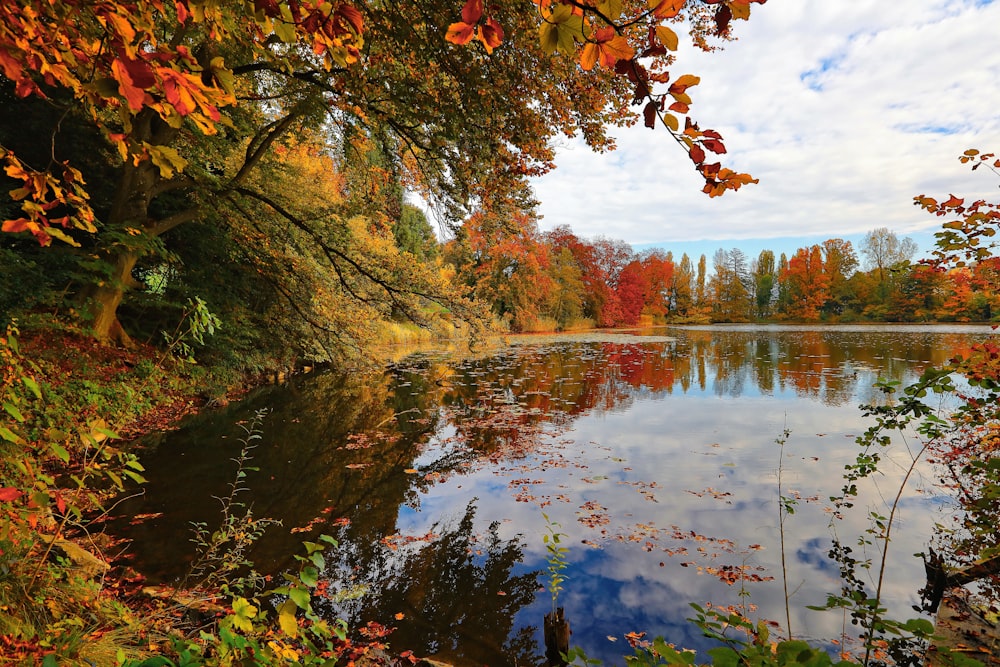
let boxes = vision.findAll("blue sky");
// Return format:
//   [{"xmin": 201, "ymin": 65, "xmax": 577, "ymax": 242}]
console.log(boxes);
[
  {"xmin": 529, "ymin": 0, "xmax": 1000, "ymax": 263},
  {"xmin": 631, "ymin": 230, "xmax": 941, "ymax": 269}
]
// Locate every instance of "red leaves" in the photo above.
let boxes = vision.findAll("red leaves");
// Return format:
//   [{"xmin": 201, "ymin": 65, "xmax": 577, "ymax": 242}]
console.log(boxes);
[
  {"xmin": 254, "ymin": 0, "xmax": 282, "ymax": 17},
  {"xmin": 333, "ymin": 4, "xmax": 365, "ymax": 37},
  {"xmin": 943, "ymin": 194, "xmax": 966, "ymax": 208},
  {"xmin": 714, "ymin": 3, "xmax": 732, "ymax": 35},
  {"xmin": 676, "ymin": 120, "xmax": 753, "ymax": 196},
  {"xmin": 462, "ymin": 0, "xmax": 483, "ymax": 24},
  {"xmin": 689, "ymin": 143, "xmax": 705, "ymax": 164},
  {"xmin": 446, "ymin": 0, "xmax": 504, "ymax": 53},
  {"xmin": 580, "ymin": 27, "xmax": 634, "ymax": 71},
  {"xmin": 702, "ymin": 138, "xmax": 726, "ymax": 154},
  {"xmin": 0, "ymin": 487, "xmax": 23, "ymax": 502},
  {"xmin": 174, "ymin": 0, "xmax": 191, "ymax": 23},
  {"xmin": 643, "ymin": 100, "xmax": 658, "ymax": 129},
  {"xmin": 479, "ymin": 17, "xmax": 504, "ymax": 52},
  {"xmin": 111, "ymin": 53, "xmax": 155, "ymax": 112}
]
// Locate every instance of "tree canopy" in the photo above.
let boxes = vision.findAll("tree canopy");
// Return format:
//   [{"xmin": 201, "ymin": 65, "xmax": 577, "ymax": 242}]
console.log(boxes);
[{"xmin": 0, "ymin": 0, "xmax": 762, "ymax": 346}]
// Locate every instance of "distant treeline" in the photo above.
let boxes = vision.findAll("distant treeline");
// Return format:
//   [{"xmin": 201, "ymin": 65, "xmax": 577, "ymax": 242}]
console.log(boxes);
[{"xmin": 442, "ymin": 218, "xmax": 999, "ymax": 331}]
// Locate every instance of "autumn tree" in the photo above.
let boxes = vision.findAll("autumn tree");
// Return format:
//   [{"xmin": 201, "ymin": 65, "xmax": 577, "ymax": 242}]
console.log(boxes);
[
  {"xmin": 779, "ymin": 245, "xmax": 829, "ymax": 320},
  {"xmin": 445, "ymin": 210, "xmax": 553, "ymax": 332},
  {"xmin": 693, "ymin": 253, "xmax": 710, "ymax": 320},
  {"xmin": 820, "ymin": 238, "xmax": 858, "ymax": 317},
  {"xmin": 589, "ymin": 235, "xmax": 637, "ymax": 325},
  {"xmin": 886, "ymin": 263, "xmax": 944, "ymax": 322},
  {"xmin": 546, "ymin": 225, "xmax": 617, "ymax": 326},
  {"xmin": 640, "ymin": 249, "xmax": 674, "ymax": 318},
  {"xmin": 592, "ymin": 236, "xmax": 636, "ymax": 289},
  {"xmin": 916, "ymin": 149, "xmax": 1000, "ymax": 321},
  {"xmin": 0, "ymin": 0, "xmax": 762, "ymax": 347},
  {"xmin": 169, "ymin": 130, "xmax": 480, "ymax": 364},
  {"xmin": 613, "ymin": 260, "xmax": 648, "ymax": 326}
]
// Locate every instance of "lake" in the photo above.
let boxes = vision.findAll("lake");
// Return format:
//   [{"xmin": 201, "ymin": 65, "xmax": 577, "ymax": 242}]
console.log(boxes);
[{"xmin": 110, "ymin": 324, "xmax": 996, "ymax": 666}]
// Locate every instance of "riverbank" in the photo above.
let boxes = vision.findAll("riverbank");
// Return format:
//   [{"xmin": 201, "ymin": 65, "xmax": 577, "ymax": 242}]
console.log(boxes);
[
  {"xmin": 0, "ymin": 323, "xmax": 372, "ymax": 663},
  {"xmin": 1, "ymin": 316, "xmax": 504, "ymax": 664}
]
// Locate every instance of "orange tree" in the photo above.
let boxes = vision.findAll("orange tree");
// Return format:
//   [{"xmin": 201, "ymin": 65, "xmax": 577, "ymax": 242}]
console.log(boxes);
[{"xmin": 1, "ymin": 0, "xmax": 761, "ymax": 345}]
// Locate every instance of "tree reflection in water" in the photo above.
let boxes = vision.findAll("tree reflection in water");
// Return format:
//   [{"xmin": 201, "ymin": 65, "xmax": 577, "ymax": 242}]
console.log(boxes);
[{"xmin": 314, "ymin": 501, "xmax": 541, "ymax": 667}]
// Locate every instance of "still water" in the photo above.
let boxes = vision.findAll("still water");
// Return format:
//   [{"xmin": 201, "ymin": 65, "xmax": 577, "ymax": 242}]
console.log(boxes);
[{"xmin": 112, "ymin": 325, "xmax": 995, "ymax": 666}]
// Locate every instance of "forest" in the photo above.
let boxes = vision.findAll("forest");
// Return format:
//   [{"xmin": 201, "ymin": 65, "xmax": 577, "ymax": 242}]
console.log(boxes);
[
  {"xmin": 2, "ymin": 0, "xmax": 1000, "ymax": 664},
  {"xmin": 442, "ymin": 222, "xmax": 1000, "ymax": 332}
]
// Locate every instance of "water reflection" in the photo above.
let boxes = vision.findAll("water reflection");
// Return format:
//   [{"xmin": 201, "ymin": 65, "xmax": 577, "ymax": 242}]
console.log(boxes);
[
  {"xmin": 110, "ymin": 325, "xmax": 993, "ymax": 667},
  {"xmin": 320, "ymin": 501, "xmax": 541, "ymax": 666}
]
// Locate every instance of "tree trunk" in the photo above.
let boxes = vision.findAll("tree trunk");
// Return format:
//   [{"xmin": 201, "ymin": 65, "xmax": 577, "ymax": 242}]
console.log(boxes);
[
  {"xmin": 79, "ymin": 110, "xmax": 175, "ymax": 346},
  {"xmin": 84, "ymin": 250, "xmax": 141, "ymax": 346},
  {"xmin": 76, "ymin": 107, "xmax": 295, "ymax": 345}
]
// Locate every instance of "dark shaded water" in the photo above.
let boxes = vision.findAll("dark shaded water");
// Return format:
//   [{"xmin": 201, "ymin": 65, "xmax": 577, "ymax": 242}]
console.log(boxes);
[{"xmin": 110, "ymin": 325, "xmax": 994, "ymax": 666}]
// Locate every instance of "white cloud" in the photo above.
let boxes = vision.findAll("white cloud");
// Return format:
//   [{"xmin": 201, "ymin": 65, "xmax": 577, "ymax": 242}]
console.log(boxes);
[{"xmin": 531, "ymin": 0, "xmax": 1000, "ymax": 249}]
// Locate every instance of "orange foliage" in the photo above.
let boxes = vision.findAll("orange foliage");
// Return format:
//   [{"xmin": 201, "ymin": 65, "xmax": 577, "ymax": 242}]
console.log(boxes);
[{"xmin": 780, "ymin": 245, "xmax": 829, "ymax": 320}]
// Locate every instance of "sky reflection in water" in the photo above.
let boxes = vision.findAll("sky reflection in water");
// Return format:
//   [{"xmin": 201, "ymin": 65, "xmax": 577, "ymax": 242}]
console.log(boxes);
[{"xmin": 114, "ymin": 325, "xmax": 995, "ymax": 667}]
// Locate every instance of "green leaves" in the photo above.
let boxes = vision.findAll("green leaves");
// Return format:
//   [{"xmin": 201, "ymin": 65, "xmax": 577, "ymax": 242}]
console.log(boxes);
[
  {"xmin": 541, "ymin": 512, "xmax": 569, "ymax": 610},
  {"xmin": 288, "ymin": 586, "xmax": 311, "ymax": 609}
]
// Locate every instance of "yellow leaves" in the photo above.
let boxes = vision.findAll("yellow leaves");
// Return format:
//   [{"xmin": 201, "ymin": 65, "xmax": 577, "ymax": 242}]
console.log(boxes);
[
  {"xmin": 728, "ymin": 1, "xmax": 751, "ymax": 21},
  {"xmin": 539, "ymin": 4, "xmax": 583, "ymax": 56},
  {"xmin": 656, "ymin": 25, "xmax": 679, "ymax": 51},
  {"xmin": 267, "ymin": 640, "xmax": 301, "ymax": 662},
  {"xmin": 277, "ymin": 598, "xmax": 299, "ymax": 637},
  {"xmin": 99, "ymin": 10, "xmax": 138, "ymax": 54},
  {"xmin": 596, "ymin": 0, "xmax": 623, "ymax": 21},
  {"xmin": 228, "ymin": 597, "xmax": 258, "ymax": 633},
  {"xmin": 142, "ymin": 143, "xmax": 189, "ymax": 179},
  {"xmin": 206, "ymin": 56, "xmax": 235, "ymax": 96}
]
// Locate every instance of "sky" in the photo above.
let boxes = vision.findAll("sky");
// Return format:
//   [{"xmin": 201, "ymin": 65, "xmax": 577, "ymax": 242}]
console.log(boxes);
[{"xmin": 529, "ymin": 0, "xmax": 1000, "ymax": 263}]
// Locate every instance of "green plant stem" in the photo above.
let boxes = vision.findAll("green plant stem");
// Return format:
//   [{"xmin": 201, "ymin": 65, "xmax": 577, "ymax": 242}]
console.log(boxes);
[
  {"xmin": 776, "ymin": 426, "xmax": 793, "ymax": 639},
  {"xmin": 861, "ymin": 436, "xmax": 931, "ymax": 667}
]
